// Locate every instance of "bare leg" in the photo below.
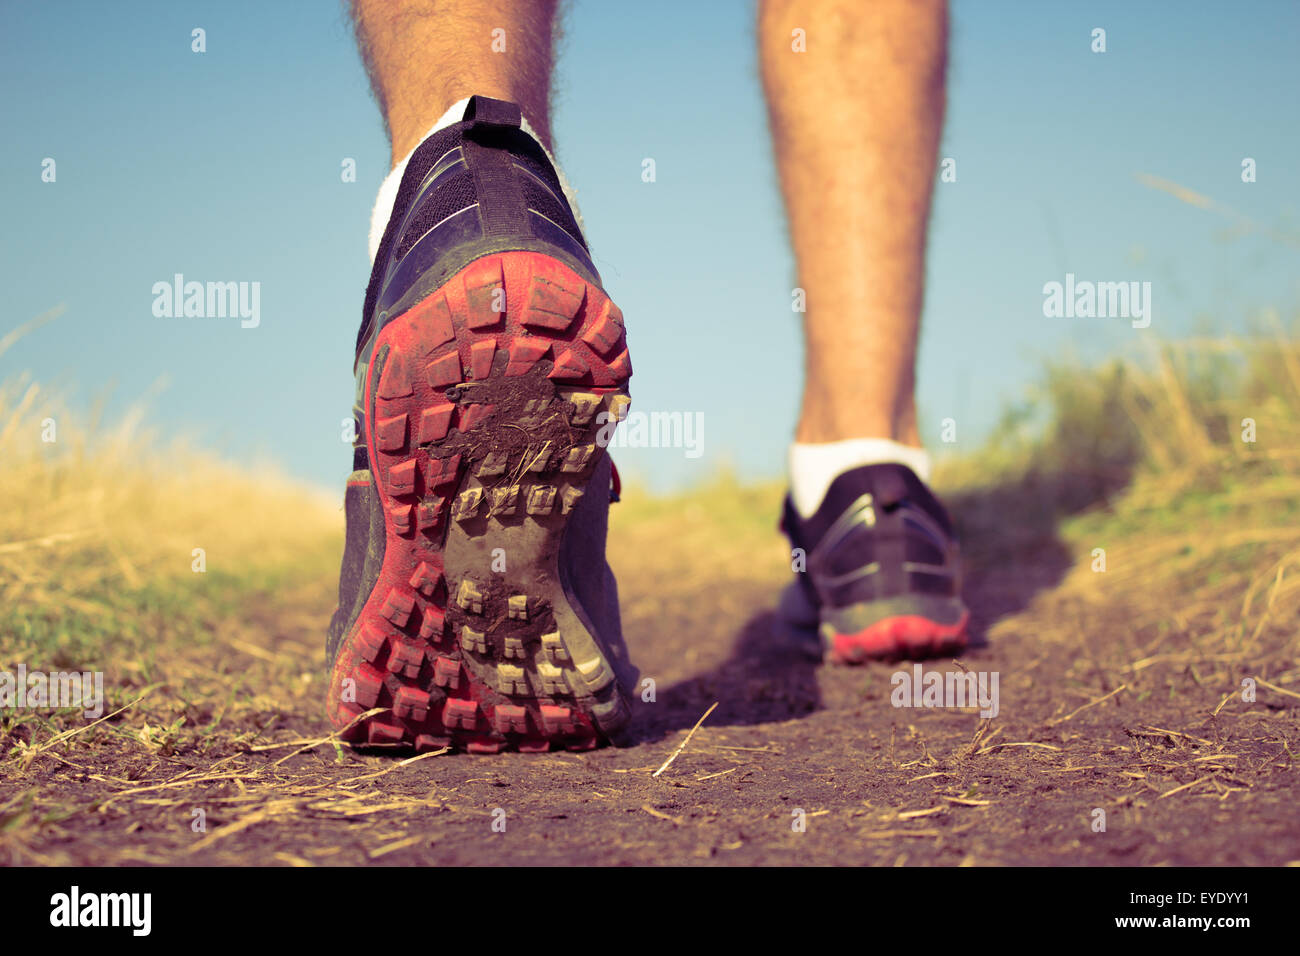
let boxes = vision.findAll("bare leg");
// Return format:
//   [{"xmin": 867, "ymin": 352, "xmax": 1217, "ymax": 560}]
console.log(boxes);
[
  {"xmin": 759, "ymin": 0, "xmax": 947, "ymax": 446},
  {"xmin": 351, "ymin": 0, "xmax": 560, "ymax": 165}
]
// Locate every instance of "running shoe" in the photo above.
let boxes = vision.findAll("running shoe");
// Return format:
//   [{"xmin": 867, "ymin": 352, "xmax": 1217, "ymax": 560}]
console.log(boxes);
[
  {"xmin": 325, "ymin": 95, "xmax": 636, "ymax": 752},
  {"xmin": 779, "ymin": 462, "xmax": 969, "ymax": 662}
]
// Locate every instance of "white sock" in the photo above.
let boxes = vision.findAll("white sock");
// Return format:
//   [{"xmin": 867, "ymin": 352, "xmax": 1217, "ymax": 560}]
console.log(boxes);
[
  {"xmin": 368, "ymin": 96, "xmax": 584, "ymax": 263},
  {"xmin": 788, "ymin": 439, "xmax": 932, "ymax": 517}
]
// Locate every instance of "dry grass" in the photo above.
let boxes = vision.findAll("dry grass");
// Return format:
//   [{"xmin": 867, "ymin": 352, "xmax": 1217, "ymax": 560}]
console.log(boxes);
[
  {"xmin": 0, "ymin": 311, "xmax": 344, "ymax": 864},
  {"xmin": 931, "ymin": 316, "xmax": 1300, "ymax": 662},
  {"xmin": 0, "ymin": 351, "xmax": 340, "ymax": 612}
]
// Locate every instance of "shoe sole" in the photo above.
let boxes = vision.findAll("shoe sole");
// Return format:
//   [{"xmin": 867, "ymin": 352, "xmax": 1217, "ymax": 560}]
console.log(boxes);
[
  {"xmin": 824, "ymin": 610, "xmax": 970, "ymax": 664},
  {"xmin": 327, "ymin": 251, "xmax": 632, "ymax": 753}
]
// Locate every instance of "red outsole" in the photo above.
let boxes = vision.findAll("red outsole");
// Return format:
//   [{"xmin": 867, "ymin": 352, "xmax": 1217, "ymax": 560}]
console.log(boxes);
[
  {"xmin": 827, "ymin": 610, "xmax": 970, "ymax": 664},
  {"xmin": 327, "ymin": 251, "xmax": 631, "ymax": 753}
]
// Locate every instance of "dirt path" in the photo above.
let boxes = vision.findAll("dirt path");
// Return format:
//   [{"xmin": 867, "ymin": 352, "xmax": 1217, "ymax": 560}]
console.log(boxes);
[{"xmin": 5, "ymin": 478, "xmax": 1298, "ymax": 868}]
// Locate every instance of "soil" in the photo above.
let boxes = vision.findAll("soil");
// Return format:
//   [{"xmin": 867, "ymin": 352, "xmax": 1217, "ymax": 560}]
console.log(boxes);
[{"xmin": 6, "ymin": 481, "xmax": 1298, "ymax": 867}]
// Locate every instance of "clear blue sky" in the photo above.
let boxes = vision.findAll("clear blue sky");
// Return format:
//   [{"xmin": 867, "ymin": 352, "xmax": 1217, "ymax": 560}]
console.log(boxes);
[{"xmin": 2, "ymin": 0, "xmax": 1297, "ymax": 492}]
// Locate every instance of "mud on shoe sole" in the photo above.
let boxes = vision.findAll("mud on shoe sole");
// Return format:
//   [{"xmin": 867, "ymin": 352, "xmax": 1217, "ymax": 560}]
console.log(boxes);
[{"xmin": 328, "ymin": 251, "xmax": 633, "ymax": 753}]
